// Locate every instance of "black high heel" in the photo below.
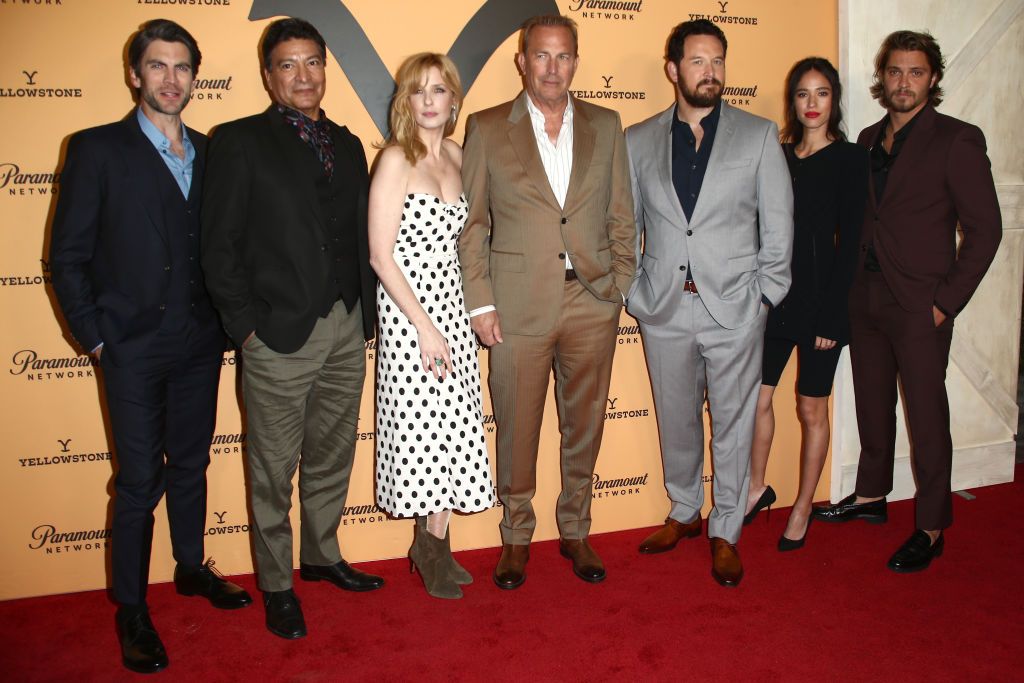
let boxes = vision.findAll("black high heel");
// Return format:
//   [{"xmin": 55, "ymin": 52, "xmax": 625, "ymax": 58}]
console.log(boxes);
[
  {"xmin": 778, "ymin": 516, "xmax": 813, "ymax": 552},
  {"xmin": 743, "ymin": 485, "xmax": 776, "ymax": 526}
]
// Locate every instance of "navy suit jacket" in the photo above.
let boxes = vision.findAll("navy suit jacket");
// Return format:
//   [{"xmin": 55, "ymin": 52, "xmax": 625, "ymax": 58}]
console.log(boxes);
[{"xmin": 50, "ymin": 114, "xmax": 219, "ymax": 366}]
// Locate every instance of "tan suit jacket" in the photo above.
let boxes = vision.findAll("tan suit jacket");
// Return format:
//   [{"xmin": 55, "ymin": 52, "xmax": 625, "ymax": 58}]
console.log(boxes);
[{"xmin": 459, "ymin": 92, "xmax": 635, "ymax": 334}]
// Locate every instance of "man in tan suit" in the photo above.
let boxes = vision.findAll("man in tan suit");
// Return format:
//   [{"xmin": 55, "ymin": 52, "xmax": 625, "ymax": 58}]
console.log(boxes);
[{"xmin": 460, "ymin": 14, "xmax": 635, "ymax": 589}]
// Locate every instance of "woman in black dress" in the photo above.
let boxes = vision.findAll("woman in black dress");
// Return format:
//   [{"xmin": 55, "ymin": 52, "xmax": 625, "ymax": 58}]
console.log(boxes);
[{"xmin": 744, "ymin": 57, "xmax": 868, "ymax": 550}]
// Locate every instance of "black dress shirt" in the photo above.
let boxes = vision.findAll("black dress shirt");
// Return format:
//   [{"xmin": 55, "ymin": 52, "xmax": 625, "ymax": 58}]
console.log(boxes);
[
  {"xmin": 864, "ymin": 108, "xmax": 923, "ymax": 270},
  {"xmin": 671, "ymin": 103, "xmax": 720, "ymax": 280}
]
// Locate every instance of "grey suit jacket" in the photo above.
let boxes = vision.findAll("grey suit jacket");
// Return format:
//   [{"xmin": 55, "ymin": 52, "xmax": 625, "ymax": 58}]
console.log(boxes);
[{"xmin": 625, "ymin": 102, "xmax": 793, "ymax": 329}]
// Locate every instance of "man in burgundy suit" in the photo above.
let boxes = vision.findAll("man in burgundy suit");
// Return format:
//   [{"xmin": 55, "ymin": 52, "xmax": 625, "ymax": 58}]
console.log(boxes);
[{"xmin": 814, "ymin": 31, "xmax": 1001, "ymax": 572}]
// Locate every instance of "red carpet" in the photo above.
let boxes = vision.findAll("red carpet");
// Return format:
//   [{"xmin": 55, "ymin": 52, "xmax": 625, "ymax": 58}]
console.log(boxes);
[{"xmin": 4, "ymin": 467, "xmax": 1022, "ymax": 682}]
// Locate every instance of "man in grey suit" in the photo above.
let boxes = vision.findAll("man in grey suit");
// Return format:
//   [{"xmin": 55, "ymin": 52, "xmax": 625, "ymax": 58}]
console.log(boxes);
[{"xmin": 625, "ymin": 19, "xmax": 792, "ymax": 587}]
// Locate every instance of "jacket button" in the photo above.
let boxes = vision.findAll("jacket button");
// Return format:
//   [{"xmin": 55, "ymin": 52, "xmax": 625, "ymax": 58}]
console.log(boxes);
[
  {"xmin": 679, "ymin": 265, "xmax": 686, "ymax": 271},
  {"xmin": 558, "ymin": 253, "xmax": 565, "ymax": 260},
  {"xmin": 561, "ymin": 218, "xmax": 567, "ymax": 224},
  {"xmin": 321, "ymin": 244, "xmax": 328, "ymax": 252},
  {"xmin": 686, "ymin": 230, "xmax": 693, "ymax": 236},
  {"xmin": 164, "ymin": 265, "xmax": 171, "ymax": 271},
  {"xmin": 159, "ymin": 304, "xmax": 166, "ymax": 311}
]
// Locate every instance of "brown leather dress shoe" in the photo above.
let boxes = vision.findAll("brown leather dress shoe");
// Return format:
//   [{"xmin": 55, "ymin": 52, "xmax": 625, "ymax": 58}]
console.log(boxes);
[
  {"xmin": 710, "ymin": 538, "xmax": 743, "ymax": 587},
  {"xmin": 558, "ymin": 538, "xmax": 606, "ymax": 583},
  {"xmin": 493, "ymin": 544, "xmax": 529, "ymax": 590},
  {"xmin": 638, "ymin": 516, "xmax": 702, "ymax": 554}
]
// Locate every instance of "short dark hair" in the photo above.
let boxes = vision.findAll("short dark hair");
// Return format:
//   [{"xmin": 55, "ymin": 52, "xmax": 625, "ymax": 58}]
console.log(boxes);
[
  {"xmin": 261, "ymin": 18, "xmax": 327, "ymax": 70},
  {"xmin": 870, "ymin": 30, "xmax": 945, "ymax": 106},
  {"xmin": 666, "ymin": 19, "xmax": 727, "ymax": 64},
  {"xmin": 519, "ymin": 14, "xmax": 579, "ymax": 56},
  {"xmin": 781, "ymin": 57, "xmax": 846, "ymax": 144},
  {"xmin": 128, "ymin": 19, "xmax": 201, "ymax": 79}
]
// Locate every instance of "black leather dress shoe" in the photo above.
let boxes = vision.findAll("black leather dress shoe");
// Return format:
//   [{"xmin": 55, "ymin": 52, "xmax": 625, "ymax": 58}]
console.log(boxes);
[
  {"xmin": 174, "ymin": 559, "xmax": 253, "ymax": 609},
  {"xmin": 888, "ymin": 530, "xmax": 944, "ymax": 573},
  {"xmin": 264, "ymin": 589, "xmax": 307, "ymax": 639},
  {"xmin": 812, "ymin": 493, "xmax": 887, "ymax": 524},
  {"xmin": 299, "ymin": 560, "xmax": 384, "ymax": 592},
  {"xmin": 559, "ymin": 538, "xmax": 606, "ymax": 583},
  {"xmin": 116, "ymin": 606, "xmax": 168, "ymax": 674}
]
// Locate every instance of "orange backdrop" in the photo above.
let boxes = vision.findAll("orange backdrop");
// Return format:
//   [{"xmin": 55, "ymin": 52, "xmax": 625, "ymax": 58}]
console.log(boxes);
[{"xmin": 0, "ymin": 0, "xmax": 837, "ymax": 600}]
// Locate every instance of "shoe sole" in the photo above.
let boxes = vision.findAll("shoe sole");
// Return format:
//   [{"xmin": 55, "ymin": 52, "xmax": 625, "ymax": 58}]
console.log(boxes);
[
  {"xmin": 267, "ymin": 625, "xmax": 307, "ymax": 640},
  {"xmin": 298, "ymin": 570, "xmax": 384, "ymax": 592},
  {"xmin": 814, "ymin": 513, "xmax": 887, "ymax": 524},
  {"xmin": 638, "ymin": 529, "xmax": 701, "ymax": 554},
  {"xmin": 176, "ymin": 586, "xmax": 254, "ymax": 609},
  {"xmin": 711, "ymin": 571, "xmax": 742, "ymax": 588},
  {"xmin": 572, "ymin": 568, "xmax": 606, "ymax": 583},
  {"xmin": 492, "ymin": 573, "xmax": 526, "ymax": 590},
  {"xmin": 888, "ymin": 546, "xmax": 943, "ymax": 573},
  {"xmin": 122, "ymin": 658, "xmax": 168, "ymax": 674}
]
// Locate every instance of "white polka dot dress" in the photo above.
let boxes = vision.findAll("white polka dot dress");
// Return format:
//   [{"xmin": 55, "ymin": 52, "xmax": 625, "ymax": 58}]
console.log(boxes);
[{"xmin": 375, "ymin": 193, "xmax": 495, "ymax": 518}]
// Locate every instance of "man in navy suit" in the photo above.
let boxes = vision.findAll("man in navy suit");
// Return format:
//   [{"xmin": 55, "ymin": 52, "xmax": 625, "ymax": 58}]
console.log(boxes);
[{"xmin": 50, "ymin": 19, "xmax": 251, "ymax": 675}]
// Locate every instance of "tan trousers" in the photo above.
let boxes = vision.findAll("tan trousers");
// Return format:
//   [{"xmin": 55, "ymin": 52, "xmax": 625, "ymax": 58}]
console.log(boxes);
[
  {"xmin": 488, "ymin": 279, "xmax": 621, "ymax": 545},
  {"xmin": 241, "ymin": 299, "xmax": 366, "ymax": 592}
]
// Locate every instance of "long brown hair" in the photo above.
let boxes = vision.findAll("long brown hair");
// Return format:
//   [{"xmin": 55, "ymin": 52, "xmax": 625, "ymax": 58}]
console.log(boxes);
[
  {"xmin": 869, "ymin": 30, "xmax": 945, "ymax": 107},
  {"xmin": 387, "ymin": 53, "xmax": 463, "ymax": 165}
]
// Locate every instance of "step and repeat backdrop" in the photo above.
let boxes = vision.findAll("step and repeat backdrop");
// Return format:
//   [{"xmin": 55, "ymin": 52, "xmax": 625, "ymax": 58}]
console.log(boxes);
[{"xmin": 0, "ymin": 0, "xmax": 837, "ymax": 600}]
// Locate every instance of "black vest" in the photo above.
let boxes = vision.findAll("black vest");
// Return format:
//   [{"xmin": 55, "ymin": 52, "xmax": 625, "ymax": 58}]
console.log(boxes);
[
  {"xmin": 159, "ymin": 171, "xmax": 216, "ymax": 331},
  {"xmin": 314, "ymin": 146, "xmax": 361, "ymax": 316}
]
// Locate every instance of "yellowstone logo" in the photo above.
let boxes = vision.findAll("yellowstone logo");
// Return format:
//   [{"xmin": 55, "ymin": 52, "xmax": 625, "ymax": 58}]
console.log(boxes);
[
  {"xmin": 604, "ymin": 396, "xmax": 649, "ymax": 421},
  {"xmin": 688, "ymin": 0, "xmax": 760, "ymax": 26},
  {"xmin": 18, "ymin": 437, "xmax": 112, "ymax": 468},
  {"xmin": 250, "ymin": 0, "xmax": 559, "ymax": 137},
  {"xmin": 592, "ymin": 471, "xmax": 649, "ymax": 499},
  {"xmin": 0, "ymin": 69, "xmax": 83, "ymax": 99},
  {"xmin": 9, "ymin": 349, "xmax": 97, "ymax": 381},
  {"xmin": 567, "ymin": 0, "xmax": 643, "ymax": 21},
  {"xmin": 210, "ymin": 432, "xmax": 245, "ymax": 455},
  {"xmin": 137, "ymin": 0, "xmax": 232, "ymax": 6},
  {"xmin": 29, "ymin": 524, "xmax": 111, "ymax": 554},
  {"xmin": 0, "ymin": 259, "xmax": 51, "ymax": 287},
  {"xmin": 204, "ymin": 510, "xmax": 250, "ymax": 536},
  {"xmin": 0, "ymin": 162, "xmax": 60, "ymax": 197},
  {"xmin": 340, "ymin": 503, "xmax": 388, "ymax": 526},
  {"xmin": 571, "ymin": 75, "xmax": 647, "ymax": 102},
  {"xmin": 354, "ymin": 418, "xmax": 375, "ymax": 442}
]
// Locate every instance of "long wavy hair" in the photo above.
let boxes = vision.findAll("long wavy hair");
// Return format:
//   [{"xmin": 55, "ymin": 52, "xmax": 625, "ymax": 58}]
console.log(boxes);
[
  {"xmin": 869, "ymin": 30, "xmax": 945, "ymax": 107},
  {"xmin": 780, "ymin": 57, "xmax": 846, "ymax": 145},
  {"xmin": 387, "ymin": 53, "xmax": 463, "ymax": 165}
]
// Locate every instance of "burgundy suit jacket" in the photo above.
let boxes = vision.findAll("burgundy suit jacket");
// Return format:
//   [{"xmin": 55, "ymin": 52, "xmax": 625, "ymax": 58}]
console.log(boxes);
[{"xmin": 856, "ymin": 105, "xmax": 1001, "ymax": 315}]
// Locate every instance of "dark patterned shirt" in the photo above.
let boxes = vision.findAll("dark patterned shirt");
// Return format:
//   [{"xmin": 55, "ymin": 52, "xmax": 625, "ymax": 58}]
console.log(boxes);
[{"xmin": 278, "ymin": 105, "xmax": 334, "ymax": 179}]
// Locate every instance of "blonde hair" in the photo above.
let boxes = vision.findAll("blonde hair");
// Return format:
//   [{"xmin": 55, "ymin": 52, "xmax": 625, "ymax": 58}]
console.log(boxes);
[{"xmin": 388, "ymin": 53, "xmax": 463, "ymax": 165}]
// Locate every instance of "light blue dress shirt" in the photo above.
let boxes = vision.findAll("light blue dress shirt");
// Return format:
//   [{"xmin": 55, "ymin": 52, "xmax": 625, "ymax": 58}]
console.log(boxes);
[{"xmin": 136, "ymin": 107, "xmax": 195, "ymax": 198}]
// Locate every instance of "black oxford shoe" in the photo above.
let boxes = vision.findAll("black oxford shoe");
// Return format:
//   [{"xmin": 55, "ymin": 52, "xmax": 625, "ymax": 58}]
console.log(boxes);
[
  {"xmin": 264, "ymin": 589, "xmax": 307, "ymax": 639},
  {"xmin": 812, "ymin": 493, "xmax": 887, "ymax": 524},
  {"xmin": 116, "ymin": 606, "xmax": 168, "ymax": 674},
  {"xmin": 299, "ymin": 560, "xmax": 384, "ymax": 592},
  {"xmin": 887, "ymin": 530, "xmax": 944, "ymax": 573},
  {"xmin": 174, "ymin": 559, "xmax": 253, "ymax": 609}
]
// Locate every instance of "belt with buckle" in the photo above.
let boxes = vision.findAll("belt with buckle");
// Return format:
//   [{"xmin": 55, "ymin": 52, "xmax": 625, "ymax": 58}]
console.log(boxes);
[
  {"xmin": 683, "ymin": 279, "xmax": 698, "ymax": 294},
  {"xmin": 565, "ymin": 269, "xmax": 577, "ymax": 281}
]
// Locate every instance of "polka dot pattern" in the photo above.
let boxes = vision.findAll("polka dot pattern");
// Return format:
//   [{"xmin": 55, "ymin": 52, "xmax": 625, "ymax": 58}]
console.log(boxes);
[{"xmin": 375, "ymin": 193, "xmax": 495, "ymax": 518}]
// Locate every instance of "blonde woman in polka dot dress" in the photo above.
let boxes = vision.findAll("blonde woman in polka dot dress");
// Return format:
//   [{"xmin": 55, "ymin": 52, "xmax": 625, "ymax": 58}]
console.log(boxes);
[{"xmin": 368, "ymin": 53, "xmax": 495, "ymax": 599}]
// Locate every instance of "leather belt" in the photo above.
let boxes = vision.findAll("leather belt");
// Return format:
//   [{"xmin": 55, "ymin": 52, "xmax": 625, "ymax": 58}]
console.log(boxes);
[
  {"xmin": 565, "ymin": 269, "xmax": 577, "ymax": 281},
  {"xmin": 683, "ymin": 279, "xmax": 698, "ymax": 294}
]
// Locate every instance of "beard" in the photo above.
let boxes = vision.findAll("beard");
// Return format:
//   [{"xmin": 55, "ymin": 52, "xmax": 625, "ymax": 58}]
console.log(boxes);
[
  {"xmin": 680, "ymin": 77, "xmax": 723, "ymax": 108},
  {"xmin": 881, "ymin": 87, "xmax": 924, "ymax": 113}
]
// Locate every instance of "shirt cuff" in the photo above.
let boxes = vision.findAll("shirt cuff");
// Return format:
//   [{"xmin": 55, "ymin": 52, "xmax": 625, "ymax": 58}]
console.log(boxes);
[{"xmin": 469, "ymin": 305, "xmax": 496, "ymax": 317}]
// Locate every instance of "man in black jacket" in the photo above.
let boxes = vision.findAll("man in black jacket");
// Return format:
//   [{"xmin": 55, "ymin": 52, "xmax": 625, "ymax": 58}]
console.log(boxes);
[
  {"xmin": 50, "ymin": 19, "xmax": 251, "ymax": 675},
  {"xmin": 201, "ymin": 18, "xmax": 382, "ymax": 640}
]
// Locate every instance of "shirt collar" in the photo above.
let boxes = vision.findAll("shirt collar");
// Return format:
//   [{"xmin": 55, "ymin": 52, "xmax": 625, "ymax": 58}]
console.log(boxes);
[
  {"xmin": 672, "ymin": 101, "xmax": 721, "ymax": 138},
  {"xmin": 277, "ymin": 104, "xmax": 330, "ymax": 130},
  {"xmin": 136, "ymin": 107, "xmax": 193, "ymax": 155},
  {"xmin": 525, "ymin": 92, "xmax": 573, "ymax": 125}
]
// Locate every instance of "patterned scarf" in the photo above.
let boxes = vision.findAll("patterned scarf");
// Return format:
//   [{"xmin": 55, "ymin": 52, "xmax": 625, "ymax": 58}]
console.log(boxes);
[{"xmin": 278, "ymin": 105, "xmax": 334, "ymax": 180}]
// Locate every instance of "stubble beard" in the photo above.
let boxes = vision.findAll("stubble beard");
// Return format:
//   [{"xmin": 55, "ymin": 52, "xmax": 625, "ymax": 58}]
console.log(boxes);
[{"xmin": 680, "ymin": 78, "xmax": 723, "ymax": 108}]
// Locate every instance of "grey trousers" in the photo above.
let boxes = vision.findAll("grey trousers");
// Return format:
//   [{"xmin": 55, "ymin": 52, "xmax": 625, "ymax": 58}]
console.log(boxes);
[
  {"xmin": 640, "ymin": 292, "xmax": 766, "ymax": 544},
  {"xmin": 241, "ymin": 299, "xmax": 366, "ymax": 592}
]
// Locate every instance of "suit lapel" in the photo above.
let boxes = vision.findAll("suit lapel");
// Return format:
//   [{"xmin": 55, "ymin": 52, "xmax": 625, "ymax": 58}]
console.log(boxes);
[
  {"xmin": 507, "ymin": 92, "xmax": 561, "ymax": 210},
  {"xmin": 687, "ymin": 102, "xmax": 735, "ymax": 227},
  {"xmin": 654, "ymin": 104, "xmax": 688, "ymax": 229},
  {"xmin": 878, "ymin": 105, "xmax": 936, "ymax": 209},
  {"xmin": 860, "ymin": 116, "xmax": 885, "ymax": 212},
  {"xmin": 123, "ymin": 116, "xmax": 173, "ymax": 248},
  {"xmin": 563, "ymin": 96, "xmax": 595, "ymax": 213}
]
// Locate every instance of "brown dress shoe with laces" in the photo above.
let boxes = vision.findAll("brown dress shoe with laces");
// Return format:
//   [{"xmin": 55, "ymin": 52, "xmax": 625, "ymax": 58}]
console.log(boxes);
[
  {"xmin": 638, "ymin": 516, "xmax": 702, "ymax": 554},
  {"xmin": 710, "ymin": 538, "xmax": 744, "ymax": 587}
]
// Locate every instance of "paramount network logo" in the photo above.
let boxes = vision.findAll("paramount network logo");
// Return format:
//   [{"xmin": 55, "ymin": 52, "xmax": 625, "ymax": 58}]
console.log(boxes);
[
  {"xmin": 250, "ymin": 0, "xmax": 559, "ymax": 136},
  {"xmin": 616, "ymin": 323, "xmax": 640, "ymax": 346},
  {"xmin": 0, "ymin": 1, "xmax": 66, "ymax": 7},
  {"xmin": 341, "ymin": 502, "xmax": 388, "ymax": 526},
  {"xmin": 210, "ymin": 432, "xmax": 245, "ymax": 455},
  {"xmin": 190, "ymin": 76, "xmax": 233, "ymax": 102},
  {"xmin": 18, "ymin": 437, "xmax": 112, "ymax": 468},
  {"xmin": 9, "ymin": 349, "xmax": 97, "ymax": 381},
  {"xmin": 29, "ymin": 524, "xmax": 111, "ymax": 554},
  {"xmin": 567, "ymin": 0, "xmax": 643, "ymax": 21},
  {"xmin": 0, "ymin": 162, "xmax": 59, "ymax": 197},
  {"xmin": 592, "ymin": 471, "xmax": 649, "ymax": 499}
]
